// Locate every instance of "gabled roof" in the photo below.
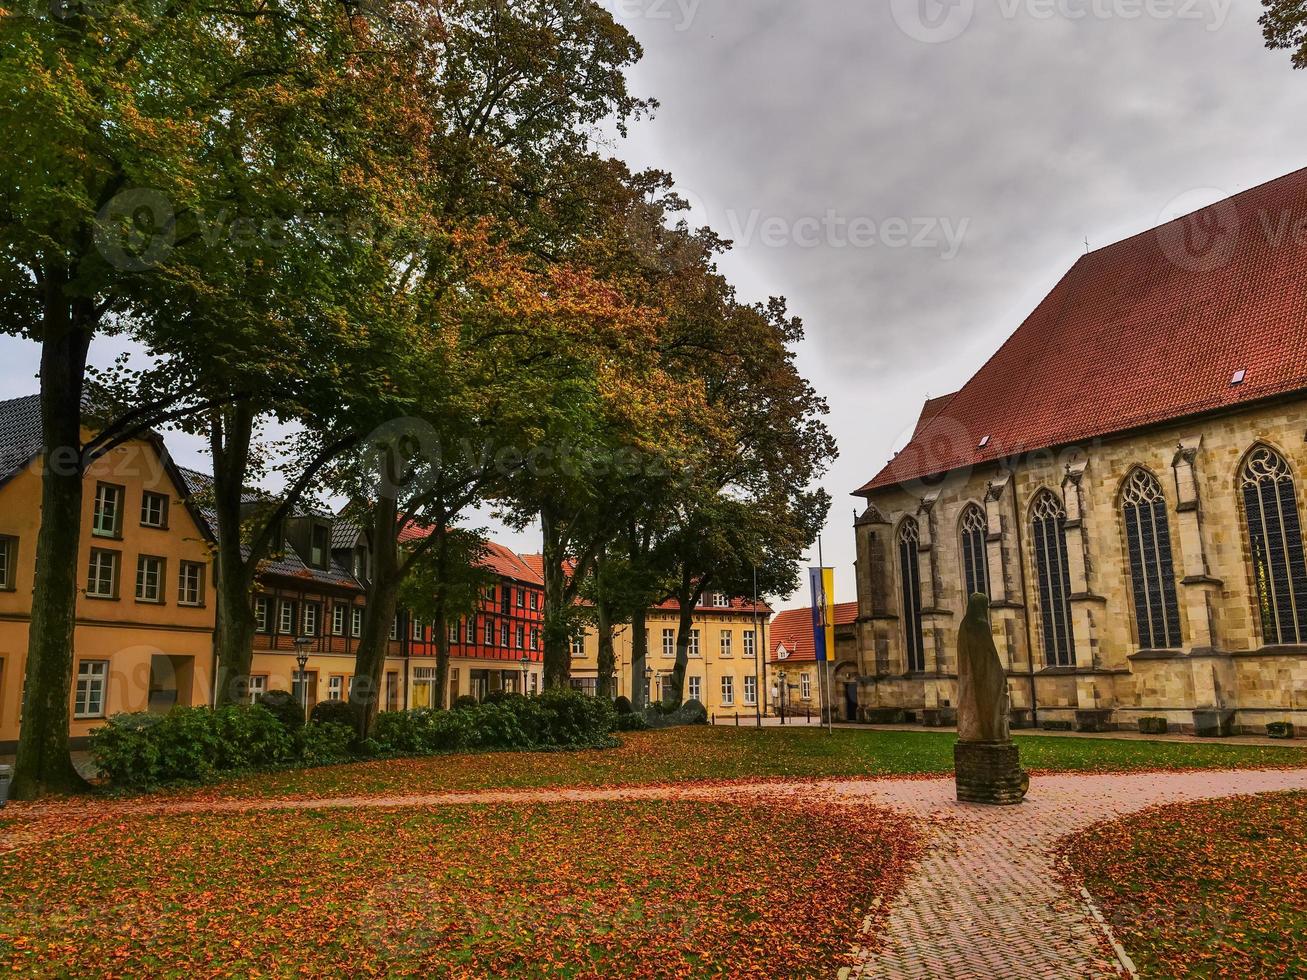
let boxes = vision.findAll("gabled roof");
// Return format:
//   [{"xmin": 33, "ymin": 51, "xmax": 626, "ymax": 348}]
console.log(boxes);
[
  {"xmin": 769, "ymin": 602, "xmax": 859, "ymax": 663},
  {"xmin": 858, "ymin": 166, "xmax": 1307, "ymax": 495},
  {"xmin": 483, "ymin": 541, "xmax": 544, "ymax": 585},
  {"xmin": 0, "ymin": 394, "xmax": 42, "ymax": 487},
  {"xmin": 912, "ymin": 393, "xmax": 957, "ymax": 439}
]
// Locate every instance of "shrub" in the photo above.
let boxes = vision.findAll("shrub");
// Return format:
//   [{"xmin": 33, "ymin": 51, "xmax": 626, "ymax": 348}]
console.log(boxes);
[
  {"xmin": 535, "ymin": 687, "xmax": 618, "ymax": 746},
  {"xmin": 257, "ymin": 689, "xmax": 306, "ymax": 732},
  {"xmin": 452, "ymin": 694, "xmax": 480, "ymax": 710},
  {"xmin": 89, "ymin": 712, "xmax": 164, "ymax": 788},
  {"xmin": 614, "ymin": 696, "xmax": 633, "ymax": 715},
  {"xmin": 210, "ymin": 704, "xmax": 294, "ymax": 771},
  {"xmin": 298, "ymin": 722, "xmax": 357, "ymax": 765},
  {"xmin": 616, "ymin": 712, "xmax": 649, "ymax": 732},
  {"xmin": 310, "ymin": 699, "xmax": 356, "ymax": 730}
]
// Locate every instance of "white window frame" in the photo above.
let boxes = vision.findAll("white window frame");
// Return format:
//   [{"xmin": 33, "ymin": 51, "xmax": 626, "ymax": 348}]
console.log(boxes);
[
  {"xmin": 248, "ymin": 674, "xmax": 268, "ymax": 704},
  {"xmin": 467, "ymin": 617, "xmax": 476, "ymax": 643},
  {"xmin": 412, "ymin": 618, "xmax": 424, "ymax": 642},
  {"xmin": 140, "ymin": 490, "xmax": 168, "ymax": 529},
  {"xmin": 389, "ymin": 617, "xmax": 398, "ymax": 640},
  {"xmin": 801, "ymin": 673, "xmax": 812, "ymax": 701},
  {"xmin": 501, "ymin": 622, "xmax": 510, "ymax": 647},
  {"xmin": 177, "ymin": 561, "xmax": 204, "ymax": 606},
  {"xmin": 327, "ymin": 674, "xmax": 344, "ymax": 701},
  {"xmin": 351, "ymin": 606, "xmax": 363, "ymax": 638},
  {"xmin": 92, "ymin": 483, "xmax": 123, "ymax": 537},
  {"xmin": 74, "ymin": 660, "xmax": 108, "ymax": 718},
  {"xmin": 743, "ymin": 675, "xmax": 757, "ymax": 706},
  {"xmin": 570, "ymin": 634, "xmax": 584, "ymax": 656},
  {"xmin": 688, "ymin": 629, "xmax": 700, "ymax": 657},
  {"xmin": 720, "ymin": 675, "xmax": 734, "ymax": 706},
  {"xmin": 486, "ymin": 619, "xmax": 495, "ymax": 645},
  {"xmin": 720, "ymin": 631, "xmax": 733, "ymax": 658},
  {"xmin": 0, "ymin": 536, "xmax": 13, "ymax": 591},
  {"xmin": 86, "ymin": 549, "xmax": 119, "ymax": 599},
  {"xmin": 688, "ymin": 676, "xmax": 701, "ymax": 702},
  {"xmin": 332, "ymin": 604, "xmax": 345, "ymax": 636},
  {"xmin": 279, "ymin": 601, "xmax": 295, "ymax": 635},
  {"xmin": 135, "ymin": 555, "xmax": 164, "ymax": 603},
  {"xmin": 303, "ymin": 602, "xmax": 320, "ymax": 637},
  {"xmin": 255, "ymin": 596, "xmax": 270, "ymax": 633},
  {"xmin": 662, "ymin": 628, "xmax": 675, "ymax": 657},
  {"xmin": 516, "ymin": 624, "xmax": 525, "ymax": 649},
  {"xmin": 743, "ymin": 629, "xmax": 756, "ymax": 658}
]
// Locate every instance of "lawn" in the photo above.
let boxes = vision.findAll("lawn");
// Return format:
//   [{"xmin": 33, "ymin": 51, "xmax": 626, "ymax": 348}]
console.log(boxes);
[
  {"xmin": 169, "ymin": 725, "xmax": 1307, "ymax": 802},
  {"xmin": 1062, "ymin": 792, "xmax": 1307, "ymax": 978},
  {"xmin": 0, "ymin": 798, "xmax": 920, "ymax": 979}
]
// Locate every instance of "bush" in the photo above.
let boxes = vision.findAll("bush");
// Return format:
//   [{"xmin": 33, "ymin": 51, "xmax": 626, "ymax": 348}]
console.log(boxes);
[
  {"xmin": 616, "ymin": 712, "xmax": 649, "ymax": 732},
  {"xmin": 298, "ymin": 722, "xmax": 357, "ymax": 765},
  {"xmin": 257, "ymin": 689, "xmax": 306, "ymax": 732},
  {"xmin": 90, "ymin": 705, "xmax": 293, "ymax": 789},
  {"xmin": 452, "ymin": 694, "xmax": 480, "ymax": 710},
  {"xmin": 310, "ymin": 699, "xmax": 355, "ymax": 729},
  {"xmin": 535, "ymin": 688, "xmax": 618, "ymax": 746},
  {"xmin": 614, "ymin": 696, "xmax": 633, "ymax": 715},
  {"xmin": 642, "ymin": 698, "xmax": 708, "ymax": 729}
]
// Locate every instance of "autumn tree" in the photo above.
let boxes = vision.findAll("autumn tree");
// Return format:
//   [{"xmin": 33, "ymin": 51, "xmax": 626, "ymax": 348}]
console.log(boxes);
[{"xmin": 1262, "ymin": 0, "xmax": 1307, "ymax": 67}]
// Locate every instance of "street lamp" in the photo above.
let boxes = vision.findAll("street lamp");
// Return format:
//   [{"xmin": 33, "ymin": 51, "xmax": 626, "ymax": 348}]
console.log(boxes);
[
  {"xmin": 776, "ymin": 668, "xmax": 787, "ymax": 726},
  {"xmin": 293, "ymin": 636, "xmax": 312, "ymax": 721},
  {"xmin": 519, "ymin": 654, "xmax": 531, "ymax": 695},
  {"xmin": 644, "ymin": 664, "xmax": 653, "ymax": 706}
]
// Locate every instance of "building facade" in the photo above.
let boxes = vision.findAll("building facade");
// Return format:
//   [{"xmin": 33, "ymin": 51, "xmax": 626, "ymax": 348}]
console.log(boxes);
[
  {"xmin": 852, "ymin": 169, "xmax": 1307, "ymax": 735},
  {"xmin": 0, "ymin": 396, "xmax": 217, "ymax": 750},
  {"xmin": 769, "ymin": 602, "xmax": 859, "ymax": 721}
]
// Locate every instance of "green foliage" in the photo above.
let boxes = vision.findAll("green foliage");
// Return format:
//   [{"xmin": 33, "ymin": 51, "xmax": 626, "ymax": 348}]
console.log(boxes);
[
  {"xmin": 614, "ymin": 696, "xmax": 633, "ymax": 715},
  {"xmin": 297, "ymin": 723, "xmax": 357, "ymax": 766},
  {"xmin": 256, "ymin": 690, "xmax": 306, "ymax": 732},
  {"xmin": 453, "ymin": 694, "xmax": 480, "ymax": 710},
  {"xmin": 1268, "ymin": 721, "xmax": 1296, "ymax": 739},
  {"xmin": 1262, "ymin": 0, "xmax": 1307, "ymax": 70},
  {"xmin": 309, "ymin": 699, "xmax": 355, "ymax": 729},
  {"xmin": 89, "ymin": 706, "xmax": 293, "ymax": 789},
  {"xmin": 615, "ymin": 713, "xmax": 649, "ymax": 732}
]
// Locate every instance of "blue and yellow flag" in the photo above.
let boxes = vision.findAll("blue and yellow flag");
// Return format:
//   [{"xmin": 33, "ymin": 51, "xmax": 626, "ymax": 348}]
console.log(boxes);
[{"xmin": 808, "ymin": 567, "xmax": 836, "ymax": 663}]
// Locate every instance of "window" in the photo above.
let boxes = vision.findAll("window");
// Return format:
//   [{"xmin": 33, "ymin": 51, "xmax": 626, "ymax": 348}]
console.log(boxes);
[
  {"xmin": 662, "ymin": 628, "xmax": 675, "ymax": 657},
  {"xmin": 326, "ymin": 674, "xmax": 344, "ymax": 702},
  {"xmin": 1242, "ymin": 446, "xmax": 1307, "ymax": 645},
  {"xmin": 0, "ymin": 535, "xmax": 17, "ymax": 591},
  {"xmin": 516, "ymin": 625, "xmax": 525, "ymax": 649},
  {"xmin": 898, "ymin": 518, "xmax": 925, "ymax": 671},
  {"xmin": 140, "ymin": 491, "xmax": 168, "ymax": 528},
  {"xmin": 177, "ymin": 561, "xmax": 204, "ymax": 606},
  {"xmin": 279, "ymin": 601, "xmax": 296, "ymax": 635},
  {"xmin": 720, "ymin": 675, "xmax": 734, "ymax": 706},
  {"xmin": 386, "ymin": 672, "xmax": 399, "ymax": 711},
  {"xmin": 332, "ymin": 604, "xmax": 345, "ymax": 636},
  {"xmin": 1121, "ymin": 469, "xmax": 1182, "ymax": 649},
  {"xmin": 743, "ymin": 675, "xmax": 757, "ymax": 706},
  {"xmin": 412, "ymin": 618, "xmax": 424, "ymax": 642},
  {"xmin": 960, "ymin": 504, "xmax": 990, "ymax": 600},
  {"xmin": 529, "ymin": 591, "xmax": 538, "ymax": 611},
  {"xmin": 74, "ymin": 661, "xmax": 108, "ymax": 718},
  {"xmin": 303, "ymin": 602, "xmax": 320, "ymax": 637},
  {"xmin": 134, "ymin": 555, "xmax": 164, "ymax": 603},
  {"xmin": 712, "ymin": 593, "xmax": 731, "ymax": 608},
  {"xmin": 688, "ymin": 629, "xmax": 700, "ymax": 657},
  {"xmin": 687, "ymin": 676, "xmax": 701, "ymax": 701},
  {"xmin": 743, "ymin": 629, "xmax": 756, "ymax": 658},
  {"xmin": 248, "ymin": 674, "xmax": 267, "ymax": 704},
  {"xmin": 92, "ymin": 483, "xmax": 123, "ymax": 537},
  {"xmin": 466, "ymin": 617, "xmax": 476, "ymax": 643},
  {"xmin": 516, "ymin": 587, "xmax": 525, "ymax": 608},
  {"xmin": 87, "ymin": 548, "xmax": 120, "ymax": 599},
  {"xmin": 1031, "ymin": 490, "xmax": 1075, "ymax": 666},
  {"xmin": 351, "ymin": 607, "xmax": 363, "ymax": 638},
  {"xmin": 449, "ymin": 621, "xmax": 460, "ymax": 644},
  {"xmin": 255, "ymin": 596, "xmax": 270, "ymax": 633},
  {"xmin": 570, "ymin": 634, "xmax": 584, "ymax": 656},
  {"xmin": 411, "ymin": 666, "xmax": 437, "ymax": 709},
  {"xmin": 486, "ymin": 619, "xmax": 496, "ymax": 645},
  {"xmin": 801, "ymin": 672, "xmax": 812, "ymax": 701},
  {"xmin": 720, "ymin": 631, "xmax": 733, "ymax": 658},
  {"xmin": 500, "ymin": 588, "xmax": 511, "ymax": 614},
  {"xmin": 449, "ymin": 667, "xmax": 460, "ymax": 704},
  {"xmin": 389, "ymin": 617, "xmax": 398, "ymax": 640},
  {"xmin": 570, "ymin": 677, "xmax": 598, "ymax": 697},
  {"xmin": 309, "ymin": 524, "xmax": 329, "ymax": 569},
  {"xmin": 501, "ymin": 622, "xmax": 510, "ymax": 647}
]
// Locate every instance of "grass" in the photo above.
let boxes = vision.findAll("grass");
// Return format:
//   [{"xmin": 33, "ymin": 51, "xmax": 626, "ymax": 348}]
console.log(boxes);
[
  {"xmin": 1062, "ymin": 792, "xmax": 1307, "ymax": 978},
  {"xmin": 163, "ymin": 725, "xmax": 1307, "ymax": 802},
  {"xmin": 0, "ymin": 798, "xmax": 920, "ymax": 978}
]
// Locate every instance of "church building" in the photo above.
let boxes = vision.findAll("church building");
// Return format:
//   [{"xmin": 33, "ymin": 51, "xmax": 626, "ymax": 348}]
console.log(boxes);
[{"xmin": 852, "ymin": 167, "xmax": 1307, "ymax": 736}]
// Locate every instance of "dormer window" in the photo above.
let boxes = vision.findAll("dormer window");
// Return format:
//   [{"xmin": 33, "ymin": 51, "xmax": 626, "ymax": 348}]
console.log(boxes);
[{"xmin": 309, "ymin": 524, "xmax": 330, "ymax": 569}]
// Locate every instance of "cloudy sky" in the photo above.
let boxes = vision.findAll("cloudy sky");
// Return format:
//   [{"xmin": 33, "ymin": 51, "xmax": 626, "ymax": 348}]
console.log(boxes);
[{"xmin": 2, "ymin": 0, "xmax": 1305, "ymax": 609}]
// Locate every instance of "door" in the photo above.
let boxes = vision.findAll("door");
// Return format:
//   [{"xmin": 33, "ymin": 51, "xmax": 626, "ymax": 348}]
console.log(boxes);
[{"xmin": 844, "ymin": 682, "xmax": 859, "ymax": 722}]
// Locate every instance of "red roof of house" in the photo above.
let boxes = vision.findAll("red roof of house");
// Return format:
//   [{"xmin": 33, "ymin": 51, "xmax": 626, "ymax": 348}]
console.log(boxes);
[
  {"xmin": 857, "ymin": 167, "xmax": 1307, "ymax": 495},
  {"xmin": 769, "ymin": 602, "xmax": 859, "ymax": 663},
  {"xmin": 398, "ymin": 525, "xmax": 543, "ymax": 586},
  {"xmin": 517, "ymin": 552, "xmax": 770, "ymax": 613}
]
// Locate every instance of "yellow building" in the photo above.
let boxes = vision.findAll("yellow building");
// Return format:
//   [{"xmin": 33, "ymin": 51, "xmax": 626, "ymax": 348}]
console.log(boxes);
[
  {"xmin": 570, "ymin": 593, "xmax": 772, "ymax": 716},
  {"xmin": 852, "ymin": 169, "xmax": 1307, "ymax": 735},
  {"xmin": 0, "ymin": 395, "xmax": 217, "ymax": 749}
]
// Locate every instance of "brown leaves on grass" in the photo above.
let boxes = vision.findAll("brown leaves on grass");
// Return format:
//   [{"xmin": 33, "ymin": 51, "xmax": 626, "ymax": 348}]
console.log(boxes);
[
  {"xmin": 0, "ymin": 798, "xmax": 921, "ymax": 979},
  {"xmin": 1061, "ymin": 791, "xmax": 1307, "ymax": 979}
]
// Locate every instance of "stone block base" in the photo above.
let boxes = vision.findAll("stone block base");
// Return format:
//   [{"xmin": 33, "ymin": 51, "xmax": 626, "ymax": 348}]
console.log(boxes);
[
  {"xmin": 1074, "ymin": 709, "xmax": 1113, "ymax": 733},
  {"xmin": 923, "ymin": 707, "xmax": 957, "ymax": 728},
  {"xmin": 954, "ymin": 741, "xmax": 1029, "ymax": 806},
  {"xmin": 1193, "ymin": 709, "xmax": 1236, "ymax": 738}
]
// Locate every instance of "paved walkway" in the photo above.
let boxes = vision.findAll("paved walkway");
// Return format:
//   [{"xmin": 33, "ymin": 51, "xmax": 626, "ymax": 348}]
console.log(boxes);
[{"xmin": 5, "ymin": 767, "xmax": 1306, "ymax": 977}]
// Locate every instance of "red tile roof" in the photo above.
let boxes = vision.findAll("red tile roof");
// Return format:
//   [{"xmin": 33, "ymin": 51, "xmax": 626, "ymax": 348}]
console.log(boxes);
[
  {"xmin": 399, "ymin": 525, "xmax": 543, "ymax": 586},
  {"xmin": 769, "ymin": 602, "xmax": 859, "ymax": 663},
  {"xmin": 517, "ymin": 552, "xmax": 770, "ymax": 613},
  {"xmin": 857, "ymin": 167, "xmax": 1307, "ymax": 495}
]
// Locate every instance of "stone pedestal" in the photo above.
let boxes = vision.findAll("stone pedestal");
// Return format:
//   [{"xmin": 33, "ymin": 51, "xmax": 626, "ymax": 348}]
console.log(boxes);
[{"xmin": 954, "ymin": 741, "xmax": 1029, "ymax": 806}]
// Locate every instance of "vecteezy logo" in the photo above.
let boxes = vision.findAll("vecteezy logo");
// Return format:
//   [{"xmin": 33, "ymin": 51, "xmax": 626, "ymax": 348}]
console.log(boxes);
[
  {"xmin": 93, "ymin": 188, "xmax": 176, "ymax": 272},
  {"xmin": 889, "ymin": 0, "xmax": 975, "ymax": 44},
  {"xmin": 1155, "ymin": 187, "xmax": 1240, "ymax": 274}
]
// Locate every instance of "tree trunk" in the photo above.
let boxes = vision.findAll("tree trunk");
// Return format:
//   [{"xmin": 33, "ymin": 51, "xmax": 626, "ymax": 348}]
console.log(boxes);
[
  {"xmin": 667, "ymin": 571, "xmax": 709, "ymax": 709},
  {"xmin": 596, "ymin": 598, "xmax": 615, "ymax": 700},
  {"xmin": 629, "ymin": 607, "xmax": 648, "ymax": 709},
  {"xmin": 11, "ymin": 299, "xmax": 94, "ymax": 800},
  {"xmin": 434, "ymin": 608, "xmax": 450, "ymax": 710},
  {"xmin": 540, "ymin": 507, "xmax": 571, "ymax": 689},
  {"xmin": 210, "ymin": 404, "xmax": 260, "ymax": 707},
  {"xmin": 350, "ymin": 494, "xmax": 400, "ymax": 734}
]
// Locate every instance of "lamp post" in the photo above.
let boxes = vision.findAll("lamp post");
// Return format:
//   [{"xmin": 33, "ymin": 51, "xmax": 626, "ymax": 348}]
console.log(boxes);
[
  {"xmin": 519, "ymin": 654, "xmax": 531, "ymax": 695},
  {"xmin": 644, "ymin": 664, "xmax": 653, "ymax": 706},
  {"xmin": 292, "ymin": 636, "xmax": 312, "ymax": 722},
  {"xmin": 777, "ymin": 668, "xmax": 787, "ymax": 726}
]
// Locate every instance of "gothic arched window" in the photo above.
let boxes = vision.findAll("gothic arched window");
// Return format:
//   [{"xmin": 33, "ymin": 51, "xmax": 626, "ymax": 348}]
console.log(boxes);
[
  {"xmin": 898, "ymin": 518, "xmax": 925, "ymax": 672},
  {"xmin": 960, "ymin": 504, "xmax": 990, "ymax": 600},
  {"xmin": 1031, "ymin": 490, "xmax": 1075, "ymax": 667},
  {"xmin": 1242, "ymin": 446, "xmax": 1307, "ymax": 645},
  {"xmin": 1121, "ymin": 469, "xmax": 1182, "ymax": 649}
]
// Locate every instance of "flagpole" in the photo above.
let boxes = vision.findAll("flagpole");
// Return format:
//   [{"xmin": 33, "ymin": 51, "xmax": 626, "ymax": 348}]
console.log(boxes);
[{"xmin": 818, "ymin": 535, "xmax": 832, "ymax": 736}]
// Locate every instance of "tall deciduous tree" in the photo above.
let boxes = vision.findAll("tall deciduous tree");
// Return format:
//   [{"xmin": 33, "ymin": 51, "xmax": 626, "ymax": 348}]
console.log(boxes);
[{"xmin": 1262, "ymin": 0, "xmax": 1307, "ymax": 67}]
